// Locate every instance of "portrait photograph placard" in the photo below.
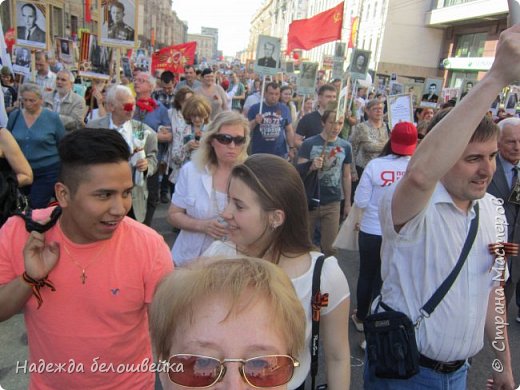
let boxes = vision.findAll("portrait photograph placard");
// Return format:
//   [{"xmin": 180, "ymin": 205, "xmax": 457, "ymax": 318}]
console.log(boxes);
[
  {"xmin": 387, "ymin": 93, "xmax": 414, "ymax": 129},
  {"xmin": 349, "ymin": 48, "xmax": 371, "ymax": 80},
  {"xmin": 297, "ymin": 62, "xmax": 318, "ymax": 96},
  {"xmin": 12, "ymin": 45, "xmax": 31, "ymax": 77},
  {"xmin": 15, "ymin": 0, "xmax": 48, "ymax": 50},
  {"xmin": 254, "ymin": 35, "xmax": 281, "ymax": 76},
  {"xmin": 79, "ymin": 33, "xmax": 112, "ymax": 80},
  {"xmin": 458, "ymin": 79, "xmax": 477, "ymax": 102},
  {"xmin": 422, "ymin": 78, "xmax": 443, "ymax": 103},
  {"xmin": 57, "ymin": 38, "xmax": 73, "ymax": 66},
  {"xmin": 98, "ymin": 0, "xmax": 138, "ymax": 49},
  {"xmin": 404, "ymin": 82, "xmax": 424, "ymax": 108}
]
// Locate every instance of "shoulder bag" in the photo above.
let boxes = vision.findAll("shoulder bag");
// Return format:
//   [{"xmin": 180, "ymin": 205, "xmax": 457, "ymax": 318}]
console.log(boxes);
[
  {"xmin": 310, "ymin": 255, "xmax": 329, "ymax": 389},
  {"xmin": 364, "ymin": 203, "xmax": 479, "ymax": 379}
]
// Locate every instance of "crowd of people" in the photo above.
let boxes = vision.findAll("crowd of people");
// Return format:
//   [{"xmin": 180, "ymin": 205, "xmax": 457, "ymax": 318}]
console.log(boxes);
[{"xmin": 0, "ymin": 25, "xmax": 520, "ymax": 390}]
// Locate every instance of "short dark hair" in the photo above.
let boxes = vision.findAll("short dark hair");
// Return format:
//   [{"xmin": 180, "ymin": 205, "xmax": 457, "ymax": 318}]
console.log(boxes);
[
  {"xmin": 318, "ymin": 84, "xmax": 336, "ymax": 96},
  {"xmin": 160, "ymin": 70, "xmax": 174, "ymax": 84},
  {"xmin": 184, "ymin": 65, "xmax": 195, "ymax": 72},
  {"xmin": 265, "ymin": 82, "xmax": 280, "ymax": 92},
  {"xmin": 21, "ymin": 3, "xmax": 37, "ymax": 18},
  {"xmin": 201, "ymin": 68, "xmax": 213, "ymax": 77},
  {"xmin": 58, "ymin": 128, "xmax": 130, "ymax": 193},
  {"xmin": 110, "ymin": 1, "xmax": 125, "ymax": 11}
]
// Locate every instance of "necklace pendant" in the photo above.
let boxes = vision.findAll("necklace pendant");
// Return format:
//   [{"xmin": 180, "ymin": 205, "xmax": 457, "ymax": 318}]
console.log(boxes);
[{"xmin": 81, "ymin": 270, "xmax": 87, "ymax": 284}]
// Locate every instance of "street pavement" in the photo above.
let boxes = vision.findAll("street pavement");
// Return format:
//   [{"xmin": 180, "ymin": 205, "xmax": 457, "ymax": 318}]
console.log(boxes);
[{"xmin": 0, "ymin": 201, "xmax": 519, "ymax": 389}]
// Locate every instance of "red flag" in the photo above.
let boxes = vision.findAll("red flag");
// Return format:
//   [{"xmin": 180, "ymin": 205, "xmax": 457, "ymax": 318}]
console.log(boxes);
[
  {"xmin": 85, "ymin": 0, "xmax": 92, "ymax": 23},
  {"xmin": 151, "ymin": 42, "xmax": 197, "ymax": 74},
  {"xmin": 287, "ymin": 1, "xmax": 344, "ymax": 53}
]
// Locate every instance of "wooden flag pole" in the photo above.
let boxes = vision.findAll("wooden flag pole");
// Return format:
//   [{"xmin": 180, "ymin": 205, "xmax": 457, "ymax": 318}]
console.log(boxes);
[
  {"xmin": 259, "ymin": 74, "xmax": 267, "ymax": 114},
  {"xmin": 30, "ymin": 50, "xmax": 36, "ymax": 82},
  {"xmin": 116, "ymin": 49, "xmax": 121, "ymax": 84}
]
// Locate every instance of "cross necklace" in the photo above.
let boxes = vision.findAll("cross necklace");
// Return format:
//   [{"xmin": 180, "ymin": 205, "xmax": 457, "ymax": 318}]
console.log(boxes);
[{"xmin": 61, "ymin": 241, "xmax": 107, "ymax": 284}]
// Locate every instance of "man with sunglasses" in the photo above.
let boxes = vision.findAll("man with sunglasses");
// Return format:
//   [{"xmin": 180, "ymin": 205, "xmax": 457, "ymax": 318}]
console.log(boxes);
[
  {"xmin": 88, "ymin": 85, "xmax": 158, "ymax": 224},
  {"xmin": 248, "ymin": 82, "xmax": 296, "ymax": 160}
]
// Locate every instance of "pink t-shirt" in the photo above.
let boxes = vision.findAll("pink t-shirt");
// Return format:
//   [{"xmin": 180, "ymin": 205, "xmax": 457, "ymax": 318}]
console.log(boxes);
[{"xmin": 0, "ymin": 208, "xmax": 174, "ymax": 389}]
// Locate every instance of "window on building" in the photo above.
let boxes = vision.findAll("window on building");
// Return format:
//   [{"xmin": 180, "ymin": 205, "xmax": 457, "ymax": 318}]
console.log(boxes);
[
  {"xmin": 443, "ymin": 0, "xmax": 478, "ymax": 6},
  {"xmin": 454, "ymin": 32, "xmax": 486, "ymax": 57},
  {"xmin": 50, "ymin": 6, "xmax": 63, "ymax": 39},
  {"xmin": 449, "ymin": 71, "xmax": 477, "ymax": 88},
  {"xmin": 71, "ymin": 15, "xmax": 78, "ymax": 36}
]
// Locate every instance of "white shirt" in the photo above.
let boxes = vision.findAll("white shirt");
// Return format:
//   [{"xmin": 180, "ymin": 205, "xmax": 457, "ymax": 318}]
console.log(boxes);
[
  {"xmin": 378, "ymin": 183, "xmax": 506, "ymax": 362},
  {"xmin": 354, "ymin": 155, "xmax": 410, "ymax": 235},
  {"xmin": 171, "ymin": 162, "xmax": 226, "ymax": 265},
  {"xmin": 109, "ymin": 116, "xmax": 133, "ymax": 151},
  {"xmin": 33, "ymin": 70, "xmax": 56, "ymax": 93},
  {"xmin": 203, "ymin": 241, "xmax": 350, "ymax": 389}
]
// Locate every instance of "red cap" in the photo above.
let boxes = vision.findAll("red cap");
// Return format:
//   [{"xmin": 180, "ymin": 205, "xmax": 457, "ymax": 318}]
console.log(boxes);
[{"xmin": 391, "ymin": 122, "xmax": 417, "ymax": 155}]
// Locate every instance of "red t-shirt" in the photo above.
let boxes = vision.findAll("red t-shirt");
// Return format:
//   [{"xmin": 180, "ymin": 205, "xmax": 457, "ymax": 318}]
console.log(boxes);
[{"xmin": 0, "ymin": 208, "xmax": 173, "ymax": 389}]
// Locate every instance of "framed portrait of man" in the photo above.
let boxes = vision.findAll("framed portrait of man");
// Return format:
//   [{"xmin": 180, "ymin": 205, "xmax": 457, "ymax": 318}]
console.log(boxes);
[
  {"xmin": 98, "ymin": 0, "xmax": 138, "ymax": 49},
  {"xmin": 422, "ymin": 78, "xmax": 443, "ymax": 104},
  {"xmin": 12, "ymin": 46, "xmax": 31, "ymax": 77},
  {"xmin": 15, "ymin": 0, "xmax": 48, "ymax": 50},
  {"xmin": 297, "ymin": 62, "xmax": 318, "ymax": 95},
  {"xmin": 254, "ymin": 35, "xmax": 280, "ymax": 76},
  {"xmin": 349, "ymin": 48, "xmax": 371, "ymax": 80},
  {"xmin": 404, "ymin": 82, "xmax": 424, "ymax": 108},
  {"xmin": 79, "ymin": 33, "xmax": 112, "ymax": 80},
  {"xmin": 58, "ymin": 38, "xmax": 73, "ymax": 65},
  {"xmin": 458, "ymin": 79, "xmax": 477, "ymax": 101}
]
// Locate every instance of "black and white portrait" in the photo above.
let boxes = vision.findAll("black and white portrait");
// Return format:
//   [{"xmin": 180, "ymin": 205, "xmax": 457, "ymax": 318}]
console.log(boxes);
[
  {"xmin": 89, "ymin": 34, "xmax": 112, "ymax": 76},
  {"xmin": 459, "ymin": 79, "xmax": 477, "ymax": 100},
  {"xmin": 12, "ymin": 46, "xmax": 31, "ymax": 77},
  {"xmin": 297, "ymin": 62, "xmax": 318, "ymax": 94},
  {"xmin": 334, "ymin": 42, "xmax": 346, "ymax": 59},
  {"xmin": 422, "ymin": 78, "xmax": 442, "ymax": 103},
  {"xmin": 350, "ymin": 49, "xmax": 370, "ymax": 77},
  {"xmin": 16, "ymin": 1, "xmax": 48, "ymax": 50},
  {"xmin": 255, "ymin": 35, "xmax": 281, "ymax": 75},
  {"xmin": 58, "ymin": 38, "xmax": 73, "ymax": 65},
  {"xmin": 99, "ymin": 0, "xmax": 138, "ymax": 48}
]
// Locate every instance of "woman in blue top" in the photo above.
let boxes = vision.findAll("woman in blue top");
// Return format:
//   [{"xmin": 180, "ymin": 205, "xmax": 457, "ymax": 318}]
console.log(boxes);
[{"xmin": 7, "ymin": 83, "xmax": 65, "ymax": 208}]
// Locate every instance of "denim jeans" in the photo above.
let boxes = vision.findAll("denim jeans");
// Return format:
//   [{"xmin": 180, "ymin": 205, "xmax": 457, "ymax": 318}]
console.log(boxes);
[
  {"xmin": 364, "ymin": 360, "xmax": 470, "ymax": 389},
  {"xmin": 356, "ymin": 231, "xmax": 383, "ymax": 320},
  {"xmin": 24, "ymin": 162, "xmax": 60, "ymax": 209}
]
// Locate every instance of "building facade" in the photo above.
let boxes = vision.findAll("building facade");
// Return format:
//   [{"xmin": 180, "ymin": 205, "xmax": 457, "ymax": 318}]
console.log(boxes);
[
  {"xmin": 187, "ymin": 33, "xmax": 215, "ymax": 63},
  {"xmin": 246, "ymin": 0, "xmax": 508, "ymax": 89},
  {"xmin": 201, "ymin": 26, "xmax": 218, "ymax": 60}
]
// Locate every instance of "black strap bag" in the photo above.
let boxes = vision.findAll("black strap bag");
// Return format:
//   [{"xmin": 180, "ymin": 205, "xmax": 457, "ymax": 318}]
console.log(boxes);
[
  {"xmin": 364, "ymin": 202, "xmax": 479, "ymax": 379},
  {"xmin": 297, "ymin": 160, "xmax": 321, "ymax": 211}
]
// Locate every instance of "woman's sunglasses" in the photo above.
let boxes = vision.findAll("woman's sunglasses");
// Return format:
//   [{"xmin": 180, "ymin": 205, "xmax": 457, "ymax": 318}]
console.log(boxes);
[
  {"xmin": 214, "ymin": 133, "xmax": 246, "ymax": 146},
  {"xmin": 164, "ymin": 354, "xmax": 299, "ymax": 388}
]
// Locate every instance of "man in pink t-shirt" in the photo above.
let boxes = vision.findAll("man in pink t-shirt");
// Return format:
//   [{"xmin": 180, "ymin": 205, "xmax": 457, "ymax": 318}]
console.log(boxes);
[{"xmin": 0, "ymin": 129, "xmax": 173, "ymax": 389}]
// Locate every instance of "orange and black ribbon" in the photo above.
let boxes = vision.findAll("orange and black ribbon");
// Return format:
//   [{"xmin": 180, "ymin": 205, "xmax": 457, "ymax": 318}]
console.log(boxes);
[
  {"xmin": 312, "ymin": 291, "xmax": 329, "ymax": 322},
  {"xmin": 22, "ymin": 272, "xmax": 56, "ymax": 309}
]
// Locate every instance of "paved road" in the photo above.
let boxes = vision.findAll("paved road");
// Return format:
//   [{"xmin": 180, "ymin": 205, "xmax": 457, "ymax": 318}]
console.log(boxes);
[{"xmin": 1, "ymin": 202, "xmax": 519, "ymax": 389}]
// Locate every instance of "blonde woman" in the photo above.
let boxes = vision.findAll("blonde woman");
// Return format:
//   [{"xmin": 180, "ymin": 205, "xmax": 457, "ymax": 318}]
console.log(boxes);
[{"xmin": 167, "ymin": 111, "xmax": 250, "ymax": 265}]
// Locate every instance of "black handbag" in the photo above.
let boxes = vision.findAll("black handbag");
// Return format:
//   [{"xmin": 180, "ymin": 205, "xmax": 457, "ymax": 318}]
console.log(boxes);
[
  {"xmin": 297, "ymin": 160, "xmax": 320, "ymax": 211},
  {"xmin": 364, "ymin": 202, "xmax": 480, "ymax": 379}
]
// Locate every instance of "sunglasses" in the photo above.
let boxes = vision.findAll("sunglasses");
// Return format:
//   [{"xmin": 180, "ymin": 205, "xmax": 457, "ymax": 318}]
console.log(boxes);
[
  {"xmin": 214, "ymin": 133, "xmax": 246, "ymax": 146},
  {"xmin": 164, "ymin": 354, "xmax": 299, "ymax": 388}
]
